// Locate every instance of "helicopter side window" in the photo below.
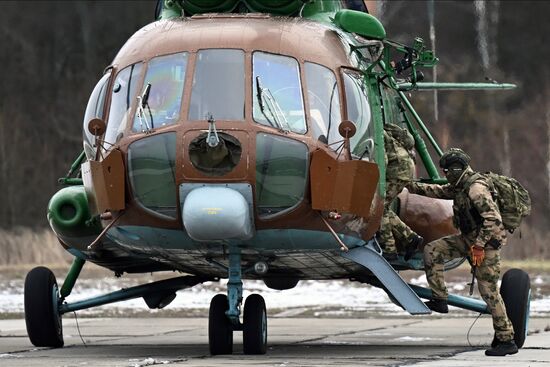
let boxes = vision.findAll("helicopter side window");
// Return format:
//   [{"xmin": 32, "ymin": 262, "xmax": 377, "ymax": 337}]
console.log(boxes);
[
  {"xmin": 252, "ymin": 52, "xmax": 306, "ymax": 134},
  {"xmin": 342, "ymin": 71, "xmax": 374, "ymax": 159},
  {"xmin": 127, "ymin": 132, "xmax": 177, "ymax": 219},
  {"xmin": 82, "ymin": 72, "xmax": 111, "ymax": 159},
  {"xmin": 304, "ymin": 62, "xmax": 342, "ymax": 144},
  {"xmin": 132, "ymin": 52, "xmax": 188, "ymax": 132},
  {"xmin": 189, "ymin": 49, "xmax": 245, "ymax": 121},
  {"xmin": 105, "ymin": 63, "xmax": 143, "ymax": 146},
  {"xmin": 255, "ymin": 133, "xmax": 308, "ymax": 218}
]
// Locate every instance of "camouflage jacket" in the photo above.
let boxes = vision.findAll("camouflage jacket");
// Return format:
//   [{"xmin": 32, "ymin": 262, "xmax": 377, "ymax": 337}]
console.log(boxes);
[
  {"xmin": 384, "ymin": 123, "xmax": 415, "ymax": 181},
  {"xmin": 408, "ymin": 168, "xmax": 507, "ymax": 248}
]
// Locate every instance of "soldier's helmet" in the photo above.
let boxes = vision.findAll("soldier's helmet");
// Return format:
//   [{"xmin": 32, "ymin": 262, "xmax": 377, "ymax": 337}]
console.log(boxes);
[{"xmin": 439, "ymin": 148, "xmax": 471, "ymax": 169}]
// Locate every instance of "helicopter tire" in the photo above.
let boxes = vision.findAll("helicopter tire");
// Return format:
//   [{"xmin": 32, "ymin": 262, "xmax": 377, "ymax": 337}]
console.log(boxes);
[
  {"xmin": 500, "ymin": 268, "xmax": 530, "ymax": 348},
  {"xmin": 243, "ymin": 294, "xmax": 267, "ymax": 355},
  {"xmin": 24, "ymin": 266, "xmax": 64, "ymax": 348},
  {"xmin": 208, "ymin": 294, "xmax": 233, "ymax": 355}
]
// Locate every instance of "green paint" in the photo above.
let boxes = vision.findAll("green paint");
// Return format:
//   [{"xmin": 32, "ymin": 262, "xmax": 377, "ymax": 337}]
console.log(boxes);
[
  {"xmin": 60, "ymin": 257, "xmax": 86, "ymax": 299},
  {"xmin": 58, "ymin": 178, "xmax": 84, "ymax": 186},
  {"xmin": 67, "ymin": 150, "xmax": 86, "ymax": 177},
  {"xmin": 400, "ymin": 103, "xmax": 441, "ymax": 180},
  {"xmin": 332, "ymin": 9, "xmax": 386, "ymax": 40},
  {"xmin": 158, "ymin": 0, "xmax": 183, "ymax": 20},
  {"xmin": 397, "ymin": 90, "xmax": 443, "ymax": 158},
  {"xmin": 364, "ymin": 72, "xmax": 386, "ymax": 197},
  {"xmin": 47, "ymin": 186, "xmax": 101, "ymax": 237}
]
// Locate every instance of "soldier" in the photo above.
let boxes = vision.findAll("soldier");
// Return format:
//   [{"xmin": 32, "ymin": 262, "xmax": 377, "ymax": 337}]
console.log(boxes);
[
  {"xmin": 408, "ymin": 148, "xmax": 517, "ymax": 356},
  {"xmin": 380, "ymin": 123, "xmax": 423, "ymax": 261}
]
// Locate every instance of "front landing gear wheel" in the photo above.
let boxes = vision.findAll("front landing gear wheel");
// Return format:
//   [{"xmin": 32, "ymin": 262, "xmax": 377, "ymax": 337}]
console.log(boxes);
[
  {"xmin": 500, "ymin": 268, "xmax": 531, "ymax": 348},
  {"xmin": 243, "ymin": 294, "xmax": 267, "ymax": 354},
  {"xmin": 24, "ymin": 267, "xmax": 64, "ymax": 347},
  {"xmin": 208, "ymin": 294, "xmax": 233, "ymax": 355}
]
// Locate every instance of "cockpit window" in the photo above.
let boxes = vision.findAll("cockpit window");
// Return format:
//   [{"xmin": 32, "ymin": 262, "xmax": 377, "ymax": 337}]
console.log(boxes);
[
  {"xmin": 253, "ymin": 52, "xmax": 306, "ymax": 134},
  {"xmin": 128, "ymin": 132, "xmax": 177, "ymax": 219},
  {"xmin": 342, "ymin": 70, "xmax": 373, "ymax": 159},
  {"xmin": 189, "ymin": 49, "xmax": 245, "ymax": 121},
  {"xmin": 133, "ymin": 52, "xmax": 188, "ymax": 132},
  {"xmin": 105, "ymin": 63, "xmax": 142, "ymax": 146},
  {"xmin": 304, "ymin": 62, "xmax": 342, "ymax": 144},
  {"xmin": 82, "ymin": 72, "xmax": 111, "ymax": 159}
]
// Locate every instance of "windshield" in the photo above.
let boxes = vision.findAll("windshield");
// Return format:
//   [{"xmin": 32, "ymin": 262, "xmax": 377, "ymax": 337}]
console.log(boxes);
[
  {"xmin": 82, "ymin": 72, "xmax": 111, "ymax": 159},
  {"xmin": 304, "ymin": 62, "xmax": 342, "ymax": 144},
  {"xmin": 105, "ymin": 63, "xmax": 142, "ymax": 146},
  {"xmin": 189, "ymin": 49, "xmax": 245, "ymax": 121},
  {"xmin": 133, "ymin": 52, "xmax": 188, "ymax": 131},
  {"xmin": 252, "ymin": 52, "xmax": 306, "ymax": 134}
]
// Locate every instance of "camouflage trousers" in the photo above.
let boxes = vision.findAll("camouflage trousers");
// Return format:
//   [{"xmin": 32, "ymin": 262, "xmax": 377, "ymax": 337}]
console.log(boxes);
[
  {"xmin": 424, "ymin": 234, "xmax": 514, "ymax": 342},
  {"xmin": 380, "ymin": 179, "xmax": 415, "ymax": 253}
]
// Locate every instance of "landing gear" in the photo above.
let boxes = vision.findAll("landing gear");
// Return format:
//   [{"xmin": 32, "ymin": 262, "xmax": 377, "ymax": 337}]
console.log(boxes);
[
  {"xmin": 208, "ymin": 294, "xmax": 233, "ymax": 355},
  {"xmin": 24, "ymin": 267, "xmax": 64, "ymax": 348},
  {"xmin": 500, "ymin": 268, "xmax": 531, "ymax": 348},
  {"xmin": 207, "ymin": 293, "xmax": 268, "ymax": 355},
  {"xmin": 243, "ymin": 294, "xmax": 267, "ymax": 354}
]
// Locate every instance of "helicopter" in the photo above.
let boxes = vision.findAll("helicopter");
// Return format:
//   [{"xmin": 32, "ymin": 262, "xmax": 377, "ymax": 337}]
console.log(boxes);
[{"xmin": 24, "ymin": 0, "xmax": 531, "ymax": 355}]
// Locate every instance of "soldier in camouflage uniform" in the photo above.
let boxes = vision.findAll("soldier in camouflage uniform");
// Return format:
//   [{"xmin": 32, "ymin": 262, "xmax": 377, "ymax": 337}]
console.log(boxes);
[
  {"xmin": 380, "ymin": 123, "xmax": 423, "ymax": 260},
  {"xmin": 408, "ymin": 148, "xmax": 518, "ymax": 356}
]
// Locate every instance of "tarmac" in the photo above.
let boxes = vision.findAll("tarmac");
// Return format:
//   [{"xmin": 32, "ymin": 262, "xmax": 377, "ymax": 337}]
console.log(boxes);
[{"xmin": 1, "ymin": 316, "xmax": 549, "ymax": 366}]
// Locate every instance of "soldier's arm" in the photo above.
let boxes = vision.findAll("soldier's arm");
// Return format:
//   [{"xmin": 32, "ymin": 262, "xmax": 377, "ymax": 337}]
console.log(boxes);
[
  {"xmin": 469, "ymin": 181, "xmax": 505, "ymax": 248},
  {"xmin": 407, "ymin": 181, "xmax": 455, "ymax": 199}
]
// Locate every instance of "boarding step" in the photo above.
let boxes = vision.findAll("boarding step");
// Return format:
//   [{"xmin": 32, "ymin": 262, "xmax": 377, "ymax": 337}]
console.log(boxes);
[{"xmin": 342, "ymin": 244, "xmax": 430, "ymax": 315}]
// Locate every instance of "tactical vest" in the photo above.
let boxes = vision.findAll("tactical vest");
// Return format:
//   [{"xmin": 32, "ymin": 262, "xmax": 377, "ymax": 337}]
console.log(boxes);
[
  {"xmin": 452, "ymin": 173, "xmax": 484, "ymax": 235},
  {"xmin": 453, "ymin": 171, "xmax": 531, "ymax": 234}
]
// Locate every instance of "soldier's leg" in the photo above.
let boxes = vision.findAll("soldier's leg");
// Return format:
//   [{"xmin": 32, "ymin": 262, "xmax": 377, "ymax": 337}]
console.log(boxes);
[
  {"xmin": 380, "ymin": 207, "xmax": 397, "ymax": 254},
  {"xmin": 424, "ymin": 235, "xmax": 468, "ymax": 300},
  {"xmin": 389, "ymin": 211, "xmax": 415, "ymax": 249},
  {"xmin": 379, "ymin": 181, "xmax": 402, "ymax": 254},
  {"xmin": 476, "ymin": 249, "xmax": 514, "ymax": 342}
]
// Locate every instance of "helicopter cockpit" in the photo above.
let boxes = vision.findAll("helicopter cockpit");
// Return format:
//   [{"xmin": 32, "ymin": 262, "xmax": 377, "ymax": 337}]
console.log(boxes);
[{"xmin": 81, "ymin": 16, "xmax": 375, "ymax": 225}]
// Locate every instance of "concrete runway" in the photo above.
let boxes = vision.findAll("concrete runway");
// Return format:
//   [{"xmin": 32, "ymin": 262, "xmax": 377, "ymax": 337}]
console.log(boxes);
[{"xmin": 1, "ymin": 316, "xmax": 549, "ymax": 366}]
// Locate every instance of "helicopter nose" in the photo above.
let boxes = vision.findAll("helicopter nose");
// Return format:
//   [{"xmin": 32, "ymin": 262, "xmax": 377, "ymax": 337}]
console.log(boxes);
[{"xmin": 180, "ymin": 185, "xmax": 254, "ymax": 241}]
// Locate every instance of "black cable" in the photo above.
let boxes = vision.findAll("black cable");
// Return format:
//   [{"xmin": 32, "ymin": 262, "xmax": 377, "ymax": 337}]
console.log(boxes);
[
  {"xmin": 73, "ymin": 311, "xmax": 87, "ymax": 347},
  {"xmin": 467, "ymin": 312, "xmax": 483, "ymax": 347}
]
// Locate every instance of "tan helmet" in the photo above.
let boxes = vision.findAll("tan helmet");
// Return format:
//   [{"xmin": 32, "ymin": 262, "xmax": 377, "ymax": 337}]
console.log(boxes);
[{"xmin": 439, "ymin": 148, "xmax": 470, "ymax": 169}]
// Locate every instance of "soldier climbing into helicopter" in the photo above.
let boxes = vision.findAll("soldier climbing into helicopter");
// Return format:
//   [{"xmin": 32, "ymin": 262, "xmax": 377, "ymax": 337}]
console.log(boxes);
[
  {"xmin": 379, "ymin": 122, "xmax": 423, "ymax": 261},
  {"xmin": 407, "ymin": 148, "xmax": 519, "ymax": 356}
]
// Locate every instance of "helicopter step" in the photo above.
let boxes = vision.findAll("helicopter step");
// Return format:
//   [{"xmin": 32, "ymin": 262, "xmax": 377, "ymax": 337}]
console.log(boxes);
[{"xmin": 342, "ymin": 243, "xmax": 430, "ymax": 315}]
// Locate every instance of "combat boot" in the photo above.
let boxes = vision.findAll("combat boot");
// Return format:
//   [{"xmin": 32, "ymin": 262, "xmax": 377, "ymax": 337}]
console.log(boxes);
[
  {"xmin": 404, "ymin": 234, "xmax": 424, "ymax": 261},
  {"xmin": 424, "ymin": 299, "xmax": 448, "ymax": 313},
  {"xmin": 485, "ymin": 339, "xmax": 518, "ymax": 356}
]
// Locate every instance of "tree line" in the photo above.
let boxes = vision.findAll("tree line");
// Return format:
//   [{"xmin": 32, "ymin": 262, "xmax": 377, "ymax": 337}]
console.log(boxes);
[{"xmin": 0, "ymin": 1, "xmax": 548, "ymax": 259}]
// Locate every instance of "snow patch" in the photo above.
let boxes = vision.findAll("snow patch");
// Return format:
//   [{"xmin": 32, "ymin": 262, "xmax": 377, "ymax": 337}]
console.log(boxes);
[{"xmin": 394, "ymin": 336, "xmax": 443, "ymax": 342}]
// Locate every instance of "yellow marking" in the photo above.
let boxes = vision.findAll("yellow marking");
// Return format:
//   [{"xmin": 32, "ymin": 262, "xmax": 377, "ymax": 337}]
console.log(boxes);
[{"xmin": 203, "ymin": 207, "xmax": 223, "ymax": 215}]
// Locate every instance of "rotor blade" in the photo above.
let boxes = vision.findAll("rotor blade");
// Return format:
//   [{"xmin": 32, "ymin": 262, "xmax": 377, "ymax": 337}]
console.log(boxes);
[{"xmin": 397, "ymin": 82, "xmax": 516, "ymax": 91}]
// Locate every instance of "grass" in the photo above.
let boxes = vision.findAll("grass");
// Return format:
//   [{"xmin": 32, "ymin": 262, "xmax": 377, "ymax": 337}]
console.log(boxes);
[{"xmin": 1, "ymin": 228, "xmax": 549, "ymax": 272}]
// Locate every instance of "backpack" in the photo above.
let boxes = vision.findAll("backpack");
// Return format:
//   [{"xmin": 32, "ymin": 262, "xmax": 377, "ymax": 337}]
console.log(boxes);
[{"xmin": 483, "ymin": 172, "xmax": 531, "ymax": 232}]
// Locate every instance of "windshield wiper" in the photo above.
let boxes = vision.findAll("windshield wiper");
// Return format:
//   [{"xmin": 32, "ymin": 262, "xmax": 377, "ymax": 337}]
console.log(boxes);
[
  {"xmin": 136, "ymin": 83, "xmax": 154, "ymax": 132},
  {"xmin": 255, "ymin": 76, "xmax": 289, "ymax": 132}
]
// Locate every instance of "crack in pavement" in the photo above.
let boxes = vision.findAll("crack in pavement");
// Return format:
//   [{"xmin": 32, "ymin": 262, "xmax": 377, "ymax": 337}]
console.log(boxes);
[{"xmin": 293, "ymin": 320, "xmax": 425, "ymax": 344}]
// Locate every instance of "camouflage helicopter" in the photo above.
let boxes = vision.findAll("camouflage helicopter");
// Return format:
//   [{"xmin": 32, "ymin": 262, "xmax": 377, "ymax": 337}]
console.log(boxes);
[{"xmin": 24, "ymin": 0, "xmax": 531, "ymax": 355}]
